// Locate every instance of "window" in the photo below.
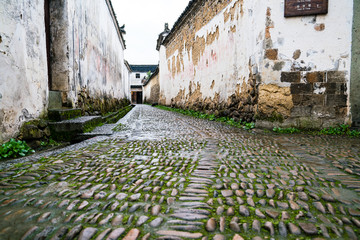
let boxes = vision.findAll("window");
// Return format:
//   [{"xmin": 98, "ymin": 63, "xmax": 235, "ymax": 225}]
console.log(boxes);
[{"xmin": 136, "ymin": 73, "xmax": 140, "ymax": 78}]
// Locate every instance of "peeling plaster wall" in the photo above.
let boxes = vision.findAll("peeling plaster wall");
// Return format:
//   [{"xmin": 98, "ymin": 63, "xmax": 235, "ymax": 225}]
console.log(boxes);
[
  {"xmin": 258, "ymin": 0, "xmax": 353, "ymax": 128},
  {"xmin": 159, "ymin": 0, "xmax": 272, "ymax": 121},
  {"xmin": 50, "ymin": 0, "xmax": 126, "ymax": 108},
  {"xmin": 160, "ymin": 0, "xmax": 253, "ymax": 107},
  {"xmin": 0, "ymin": 0, "xmax": 48, "ymax": 143},
  {"xmin": 159, "ymin": 0, "xmax": 354, "ymax": 127}
]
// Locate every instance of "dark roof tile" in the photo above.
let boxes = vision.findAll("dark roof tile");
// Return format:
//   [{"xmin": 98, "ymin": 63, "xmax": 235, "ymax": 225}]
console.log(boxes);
[{"xmin": 130, "ymin": 65, "xmax": 158, "ymax": 73}]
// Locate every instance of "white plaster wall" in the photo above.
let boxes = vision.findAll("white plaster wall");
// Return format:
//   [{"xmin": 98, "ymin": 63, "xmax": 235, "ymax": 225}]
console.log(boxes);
[
  {"xmin": 0, "ymin": 0, "xmax": 48, "ymax": 143},
  {"xmin": 159, "ymin": 1, "xmax": 267, "ymax": 105},
  {"xmin": 123, "ymin": 64, "xmax": 131, "ymax": 100},
  {"xmin": 261, "ymin": 0, "xmax": 353, "ymax": 88},
  {"xmin": 159, "ymin": 0, "xmax": 353, "ymax": 110},
  {"xmin": 65, "ymin": 0, "xmax": 126, "ymax": 105},
  {"xmin": 159, "ymin": 45, "xmax": 170, "ymax": 104},
  {"xmin": 130, "ymin": 72, "xmax": 147, "ymax": 86}
]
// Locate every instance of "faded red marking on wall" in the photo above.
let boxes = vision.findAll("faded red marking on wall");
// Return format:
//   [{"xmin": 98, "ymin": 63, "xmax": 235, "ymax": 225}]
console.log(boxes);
[{"xmin": 211, "ymin": 50, "xmax": 217, "ymax": 62}]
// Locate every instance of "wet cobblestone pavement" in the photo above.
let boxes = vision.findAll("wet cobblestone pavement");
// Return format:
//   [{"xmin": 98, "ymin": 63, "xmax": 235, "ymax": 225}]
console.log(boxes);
[{"xmin": 0, "ymin": 105, "xmax": 359, "ymax": 240}]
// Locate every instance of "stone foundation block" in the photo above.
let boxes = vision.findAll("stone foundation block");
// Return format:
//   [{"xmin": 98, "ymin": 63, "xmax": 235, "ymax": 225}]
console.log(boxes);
[
  {"xmin": 281, "ymin": 72, "xmax": 301, "ymax": 83},
  {"xmin": 290, "ymin": 83, "xmax": 313, "ymax": 94}
]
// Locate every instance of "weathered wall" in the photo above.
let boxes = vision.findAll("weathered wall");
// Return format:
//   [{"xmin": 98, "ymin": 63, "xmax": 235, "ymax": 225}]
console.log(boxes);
[
  {"xmin": 123, "ymin": 63, "xmax": 131, "ymax": 100},
  {"xmin": 50, "ymin": 0, "xmax": 126, "ymax": 113},
  {"xmin": 0, "ymin": 0, "xmax": 48, "ymax": 143},
  {"xmin": 143, "ymin": 72, "xmax": 160, "ymax": 104},
  {"xmin": 351, "ymin": 0, "xmax": 360, "ymax": 127},
  {"xmin": 159, "ymin": 0, "xmax": 354, "ymax": 128},
  {"xmin": 258, "ymin": 1, "xmax": 353, "ymax": 128}
]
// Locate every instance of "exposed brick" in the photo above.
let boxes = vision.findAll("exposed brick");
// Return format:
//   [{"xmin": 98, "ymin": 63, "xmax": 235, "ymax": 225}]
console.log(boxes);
[
  {"xmin": 290, "ymin": 83, "xmax": 313, "ymax": 94},
  {"xmin": 325, "ymin": 83, "xmax": 347, "ymax": 95},
  {"xmin": 324, "ymin": 83, "xmax": 338, "ymax": 94},
  {"xmin": 336, "ymin": 107, "xmax": 348, "ymax": 118},
  {"xmin": 290, "ymin": 106, "xmax": 312, "ymax": 117},
  {"xmin": 265, "ymin": 49, "xmax": 278, "ymax": 60},
  {"xmin": 306, "ymin": 72, "xmax": 325, "ymax": 83},
  {"xmin": 314, "ymin": 83, "xmax": 341, "ymax": 95},
  {"xmin": 335, "ymin": 107, "xmax": 348, "ymax": 118},
  {"xmin": 292, "ymin": 94, "xmax": 326, "ymax": 106},
  {"xmin": 303, "ymin": 94, "xmax": 325, "ymax": 106},
  {"xmin": 326, "ymin": 94, "xmax": 347, "ymax": 107},
  {"xmin": 337, "ymin": 83, "xmax": 347, "ymax": 95},
  {"xmin": 281, "ymin": 72, "xmax": 301, "ymax": 83},
  {"xmin": 311, "ymin": 105, "xmax": 335, "ymax": 117},
  {"xmin": 293, "ymin": 94, "xmax": 325, "ymax": 107},
  {"xmin": 292, "ymin": 94, "xmax": 303, "ymax": 105},
  {"xmin": 327, "ymin": 71, "xmax": 346, "ymax": 83}
]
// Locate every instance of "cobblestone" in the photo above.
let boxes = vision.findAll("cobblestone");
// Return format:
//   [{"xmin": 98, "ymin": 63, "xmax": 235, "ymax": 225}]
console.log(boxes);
[{"xmin": 0, "ymin": 105, "xmax": 359, "ymax": 239}]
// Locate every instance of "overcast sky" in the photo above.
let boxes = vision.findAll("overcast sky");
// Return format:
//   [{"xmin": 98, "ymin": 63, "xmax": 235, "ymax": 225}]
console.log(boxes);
[{"xmin": 112, "ymin": 0, "xmax": 191, "ymax": 65}]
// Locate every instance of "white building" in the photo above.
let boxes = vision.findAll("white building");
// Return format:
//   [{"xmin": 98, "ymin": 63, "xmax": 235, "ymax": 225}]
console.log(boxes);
[{"xmin": 129, "ymin": 65, "xmax": 158, "ymax": 104}]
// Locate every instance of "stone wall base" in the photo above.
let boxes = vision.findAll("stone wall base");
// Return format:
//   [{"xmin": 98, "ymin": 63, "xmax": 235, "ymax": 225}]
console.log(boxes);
[
  {"xmin": 165, "ymin": 70, "xmax": 348, "ymax": 129},
  {"xmin": 77, "ymin": 88, "xmax": 130, "ymax": 116}
]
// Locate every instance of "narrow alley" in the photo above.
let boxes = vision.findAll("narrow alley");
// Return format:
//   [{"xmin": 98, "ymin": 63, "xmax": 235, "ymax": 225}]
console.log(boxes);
[{"xmin": 0, "ymin": 105, "xmax": 359, "ymax": 240}]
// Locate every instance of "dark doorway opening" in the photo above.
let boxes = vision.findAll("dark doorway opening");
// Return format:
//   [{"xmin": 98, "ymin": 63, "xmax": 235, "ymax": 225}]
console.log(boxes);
[
  {"xmin": 136, "ymin": 92, "xmax": 143, "ymax": 104},
  {"xmin": 131, "ymin": 91, "xmax": 143, "ymax": 104}
]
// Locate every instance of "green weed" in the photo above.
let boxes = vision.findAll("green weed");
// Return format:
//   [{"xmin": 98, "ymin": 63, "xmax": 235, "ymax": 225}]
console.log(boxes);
[
  {"xmin": 156, "ymin": 105, "xmax": 255, "ymax": 130},
  {"xmin": 273, "ymin": 127, "xmax": 301, "ymax": 134},
  {"xmin": 319, "ymin": 124, "xmax": 360, "ymax": 137},
  {"xmin": 273, "ymin": 124, "xmax": 360, "ymax": 137},
  {"xmin": 0, "ymin": 139, "xmax": 35, "ymax": 160},
  {"xmin": 40, "ymin": 138, "xmax": 61, "ymax": 148},
  {"xmin": 113, "ymin": 123, "xmax": 126, "ymax": 132}
]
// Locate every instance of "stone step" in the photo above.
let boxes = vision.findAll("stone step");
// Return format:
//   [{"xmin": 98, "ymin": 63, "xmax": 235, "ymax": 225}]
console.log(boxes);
[
  {"xmin": 48, "ymin": 108, "xmax": 82, "ymax": 121},
  {"xmin": 79, "ymin": 124, "xmax": 114, "ymax": 136},
  {"xmin": 49, "ymin": 116, "xmax": 102, "ymax": 142},
  {"xmin": 75, "ymin": 124, "xmax": 115, "ymax": 142},
  {"xmin": 48, "ymin": 105, "xmax": 133, "ymax": 142}
]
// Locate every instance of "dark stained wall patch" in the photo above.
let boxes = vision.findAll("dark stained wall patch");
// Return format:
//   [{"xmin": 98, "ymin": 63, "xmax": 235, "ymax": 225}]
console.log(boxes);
[{"xmin": 285, "ymin": 0, "xmax": 328, "ymax": 17}]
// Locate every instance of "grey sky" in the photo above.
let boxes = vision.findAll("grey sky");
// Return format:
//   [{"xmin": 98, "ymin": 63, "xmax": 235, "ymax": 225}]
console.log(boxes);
[{"xmin": 112, "ymin": 0, "xmax": 191, "ymax": 65}]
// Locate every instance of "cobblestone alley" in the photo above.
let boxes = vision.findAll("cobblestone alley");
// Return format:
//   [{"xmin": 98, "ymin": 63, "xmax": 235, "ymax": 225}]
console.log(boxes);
[{"xmin": 0, "ymin": 105, "xmax": 359, "ymax": 240}]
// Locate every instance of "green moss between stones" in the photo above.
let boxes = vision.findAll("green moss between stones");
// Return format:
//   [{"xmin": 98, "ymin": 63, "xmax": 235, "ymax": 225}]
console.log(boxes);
[
  {"xmin": 83, "ymin": 122, "xmax": 104, "ymax": 133},
  {"xmin": 106, "ymin": 105, "xmax": 134, "ymax": 124},
  {"xmin": 48, "ymin": 109, "xmax": 82, "ymax": 121}
]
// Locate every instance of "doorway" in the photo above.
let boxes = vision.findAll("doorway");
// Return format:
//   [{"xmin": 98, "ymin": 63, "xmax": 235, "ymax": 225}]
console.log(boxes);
[
  {"xmin": 136, "ymin": 92, "xmax": 143, "ymax": 104},
  {"xmin": 131, "ymin": 91, "xmax": 143, "ymax": 104}
]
